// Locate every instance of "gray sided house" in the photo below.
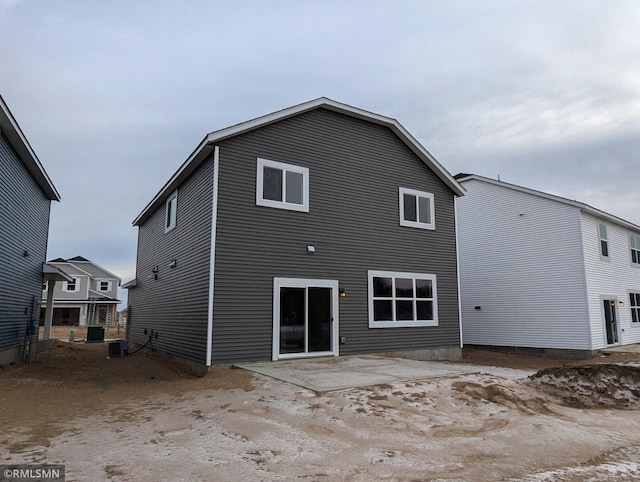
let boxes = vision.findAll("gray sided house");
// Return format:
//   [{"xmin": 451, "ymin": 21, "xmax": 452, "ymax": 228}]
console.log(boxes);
[
  {"xmin": 41, "ymin": 256, "xmax": 121, "ymax": 327},
  {"xmin": 0, "ymin": 95, "xmax": 61, "ymax": 365},
  {"xmin": 126, "ymin": 98, "xmax": 464, "ymax": 370}
]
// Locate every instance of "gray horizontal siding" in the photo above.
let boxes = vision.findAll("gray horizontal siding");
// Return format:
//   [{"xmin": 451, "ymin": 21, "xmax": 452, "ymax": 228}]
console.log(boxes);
[
  {"xmin": 128, "ymin": 159, "xmax": 213, "ymax": 364},
  {"xmin": 212, "ymin": 108, "xmax": 459, "ymax": 363},
  {"xmin": 0, "ymin": 132, "xmax": 51, "ymax": 356}
]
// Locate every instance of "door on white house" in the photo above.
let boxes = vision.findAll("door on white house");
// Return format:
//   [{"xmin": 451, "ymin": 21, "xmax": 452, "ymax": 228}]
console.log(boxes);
[
  {"xmin": 273, "ymin": 278, "xmax": 339, "ymax": 360},
  {"xmin": 603, "ymin": 299, "xmax": 619, "ymax": 346}
]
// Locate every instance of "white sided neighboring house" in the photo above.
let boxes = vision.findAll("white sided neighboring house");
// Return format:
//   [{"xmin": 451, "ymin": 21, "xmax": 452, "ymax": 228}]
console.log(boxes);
[
  {"xmin": 41, "ymin": 256, "xmax": 121, "ymax": 327},
  {"xmin": 456, "ymin": 173, "xmax": 640, "ymax": 356}
]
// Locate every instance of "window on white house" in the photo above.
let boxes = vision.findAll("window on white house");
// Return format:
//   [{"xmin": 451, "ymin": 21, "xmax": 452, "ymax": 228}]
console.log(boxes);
[
  {"xmin": 399, "ymin": 188, "xmax": 435, "ymax": 230},
  {"xmin": 256, "ymin": 158, "xmax": 309, "ymax": 212},
  {"xmin": 64, "ymin": 278, "xmax": 78, "ymax": 292},
  {"xmin": 631, "ymin": 234, "xmax": 640, "ymax": 265},
  {"xmin": 598, "ymin": 223, "xmax": 609, "ymax": 258},
  {"xmin": 630, "ymin": 293, "xmax": 640, "ymax": 323},
  {"xmin": 368, "ymin": 270, "xmax": 438, "ymax": 328},
  {"xmin": 98, "ymin": 281, "xmax": 110, "ymax": 291},
  {"xmin": 165, "ymin": 191, "xmax": 178, "ymax": 233}
]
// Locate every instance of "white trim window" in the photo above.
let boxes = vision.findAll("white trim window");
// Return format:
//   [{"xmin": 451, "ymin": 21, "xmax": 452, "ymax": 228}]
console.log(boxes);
[
  {"xmin": 165, "ymin": 190, "xmax": 178, "ymax": 233},
  {"xmin": 399, "ymin": 188, "xmax": 435, "ymax": 230},
  {"xmin": 63, "ymin": 278, "xmax": 79, "ymax": 293},
  {"xmin": 598, "ymin": 223, "xmax": 609, "ymax": 258},
  {"xmin": 631, "ymin": 233, "xmax": 640, "ymax": 265},
  {"xmin": 368, "ymin": 270, "xmax": 438, "ymax": 328},
  {"xmin": 256, "ymin": 158, "xmax": 309, "ymax": 212},
  {"xmin": 98, "ymin": 280, "xmax": 111, "ymax": 292},
  {"xmin": 630, "ymin": 293, "xmax": 640, "ymax": 323}
]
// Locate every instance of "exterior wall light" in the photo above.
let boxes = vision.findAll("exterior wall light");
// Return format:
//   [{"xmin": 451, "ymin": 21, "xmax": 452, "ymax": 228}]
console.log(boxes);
[
  {"xmin": 339, "ymin": 289, "xmax": 347, "ymax": 298},
  {"xmin": 306, "ymin": 245, "xmax": 315, "ymax": 254},
  {"xmin": 619, "ymin": 300, "xmax": 625, "ymax": 307}
]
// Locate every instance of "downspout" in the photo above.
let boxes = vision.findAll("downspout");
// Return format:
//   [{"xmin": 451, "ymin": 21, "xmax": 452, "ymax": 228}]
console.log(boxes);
[
  {"xmin": 206, "ymin": 145, "xmax": 220, "ymax": 366},
  {"xmin": 454, "ymin": 196, "xmax": 463, "ymax": 349}
]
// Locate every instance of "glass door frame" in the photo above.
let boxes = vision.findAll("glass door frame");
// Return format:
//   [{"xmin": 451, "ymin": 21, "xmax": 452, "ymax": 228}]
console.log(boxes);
[
  {"xmin": 602, "ymin": 296, "xmax": 621, "ymax": 347},
  {"xmin": 272, "ymin": 278, "xmax": 339, "ymax": 361}
]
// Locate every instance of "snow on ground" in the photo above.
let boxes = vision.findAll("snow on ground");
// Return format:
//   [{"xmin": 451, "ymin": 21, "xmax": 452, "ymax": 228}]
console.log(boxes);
[{"xmin": 6, "ymin": 361, "xmax": 640, "ymax": 481}]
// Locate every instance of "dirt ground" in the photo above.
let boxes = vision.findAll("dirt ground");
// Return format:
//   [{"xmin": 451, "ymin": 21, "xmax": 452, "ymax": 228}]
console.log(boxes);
[{"xmin": 4, "ymin": 343, "xmax": 640, "ymax": 481}]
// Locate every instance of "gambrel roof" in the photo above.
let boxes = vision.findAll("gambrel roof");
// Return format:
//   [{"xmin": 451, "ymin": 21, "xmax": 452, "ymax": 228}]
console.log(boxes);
[{"xmin": 133, "ymin": 97, "xmax": 464, "ymax": 226}]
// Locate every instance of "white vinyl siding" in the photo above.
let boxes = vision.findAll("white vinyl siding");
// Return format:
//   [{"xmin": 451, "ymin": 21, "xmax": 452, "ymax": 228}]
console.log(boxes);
[
  {"xmin": 457, "ymin": 179, "xmax": 591, "ymax": 350},
  {"xmin": 256, "ymin": 158, "xmax": 309, "ymax": 212},
  {"xmin": 581, "ymin": 214, "xmax": 640, "ymax": 348}
]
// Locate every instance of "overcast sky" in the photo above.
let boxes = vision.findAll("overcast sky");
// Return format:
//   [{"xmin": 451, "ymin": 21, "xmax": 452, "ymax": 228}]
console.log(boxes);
[{"xmin": 2, "ymin": 0, "xmax": 639, "ymax": 306}]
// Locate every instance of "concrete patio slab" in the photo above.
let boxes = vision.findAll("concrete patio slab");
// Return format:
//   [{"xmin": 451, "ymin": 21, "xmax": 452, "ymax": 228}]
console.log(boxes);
[{"xmin": 234, "ymin": 355, "xmax": 478, "ymax": 394}]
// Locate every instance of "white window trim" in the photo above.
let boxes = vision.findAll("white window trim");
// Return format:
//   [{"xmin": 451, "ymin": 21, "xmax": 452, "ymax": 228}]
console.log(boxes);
[
  {"xmin": 165, "ymin": 190, "xmax": 178, "ymax": 233},
  {"xmin": 256, "ymin": 158, "xmax": 309, "ymax": 213},
  {"xmin": 630, "ymin": 233, "xmax": 640, "ymax": 267},
  {"xmin": 629, "ymin": 291, "xmax": 640, "ymax": 324},
  {"xmin": 97, "ymin": 280, "xmax": 112, "ymax": 292},
  {"xmin": 368, "ymin": 270, "xmax": 438, "ymax": 328},
  {"xmin": 598, "ymin": 223, "xmax": 609, "ymax": 260},
  {"xmin": 63, "ymin": 278, "xmax": 80, "ymax": 293},
  {"xmin": 399, "ymin": 187, "xmax": 435, "ymax": 230},
  {"xmin": 272, "ymin": 277, "xmax": 339, "ymax": 361}
]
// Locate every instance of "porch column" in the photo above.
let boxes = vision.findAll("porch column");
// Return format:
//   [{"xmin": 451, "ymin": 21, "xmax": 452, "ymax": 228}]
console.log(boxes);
[{"xmin": 43, "ymin": 281, "xmax": 56, "ymax": 340}]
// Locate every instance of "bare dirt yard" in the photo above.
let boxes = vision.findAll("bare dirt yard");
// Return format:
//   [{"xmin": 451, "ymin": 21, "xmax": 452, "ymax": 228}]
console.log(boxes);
[{"xmin": 4, "ymin": 340, "xmax": 640, "ymax": 481}]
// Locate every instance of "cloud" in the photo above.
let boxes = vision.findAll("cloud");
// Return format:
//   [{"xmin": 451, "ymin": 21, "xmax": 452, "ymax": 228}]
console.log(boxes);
[{"xmin": 427, "ymin": 91, "xmax": 640, "ymax": 158}]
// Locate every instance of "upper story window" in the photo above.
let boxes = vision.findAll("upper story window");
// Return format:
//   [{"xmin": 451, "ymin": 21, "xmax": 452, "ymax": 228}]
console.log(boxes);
[
  {"xmin": 399, "ymin": 188, "xmax": 435, "ymax": 230},
  {"xmin": 63, "ymin": 278, "xmax": 78, "ymax": 292},
  {"xmin": 630, "ymin": 293, "xmax": 640, "ymax": 323},
  {"xmin": 598, "ymin": 223, "xmax": 609, "ymax": 258},
  {"xmin": 165, "ymin": 190, "xmax": 178, "ymax": 233},
  {"xmin": 256, "ymin": 158, "xmax": 309, "ymax": 212},
  {"xmin": 368, "ymin": 270, "xmax": 438, "ymax": 328},
  {"xmin": 631, "ymin": 233, "xmax": 640, "ymax": 265},
  {"xmin": 98, "ymin": 281, "xmax": 111, "ymax": 292}
]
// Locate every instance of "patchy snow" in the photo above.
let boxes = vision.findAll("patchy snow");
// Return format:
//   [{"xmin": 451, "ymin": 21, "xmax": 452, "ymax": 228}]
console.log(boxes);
[{"xmin": 6, "ymin": 357, "xmax": 640, "ymax": 480}]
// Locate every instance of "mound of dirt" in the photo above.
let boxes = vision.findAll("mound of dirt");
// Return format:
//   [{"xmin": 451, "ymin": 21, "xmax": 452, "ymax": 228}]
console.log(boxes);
[
  {"xmin": 528, "ymin": 364, "xmax": 640, "ymax": 409},
  {"xmin": 453, "ymin": 381, "xmax": 554, "ymax": 415}
]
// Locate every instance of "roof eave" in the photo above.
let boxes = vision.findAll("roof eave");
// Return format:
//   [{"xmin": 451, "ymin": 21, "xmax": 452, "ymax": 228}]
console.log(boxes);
[
  {"xmin": 0, "ymin": 96, "xmax": 61, "ymax": 201},
  {"xmin": 458, "ymin": 174, "xmax": 640, "ymax": 233},
  {"xmin": 132, "ymin": 97, "xmax": 464, "ymax": 225}
]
